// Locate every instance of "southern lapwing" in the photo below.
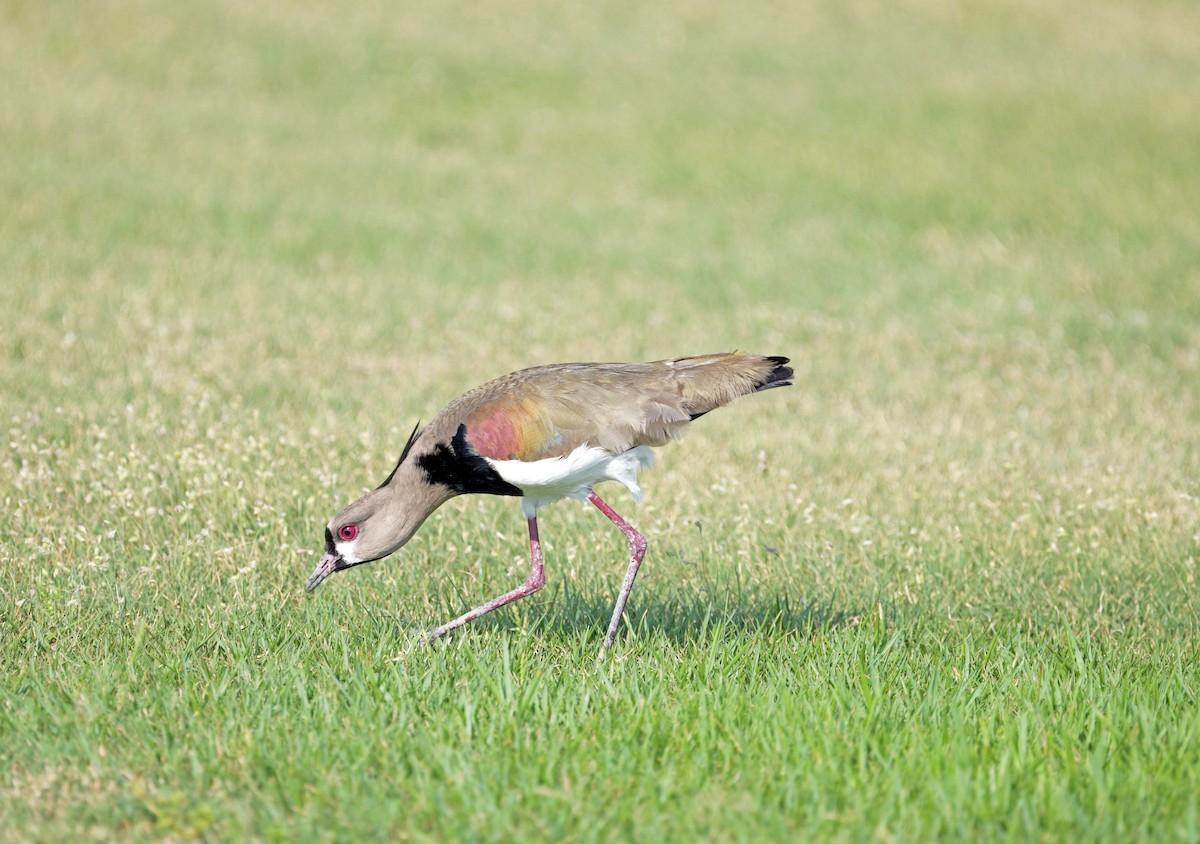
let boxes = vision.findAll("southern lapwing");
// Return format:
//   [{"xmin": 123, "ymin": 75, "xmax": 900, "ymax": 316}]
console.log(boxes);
[{"xmin": 306, "ymin": 353, "xmax": 793, "ymax": 650}]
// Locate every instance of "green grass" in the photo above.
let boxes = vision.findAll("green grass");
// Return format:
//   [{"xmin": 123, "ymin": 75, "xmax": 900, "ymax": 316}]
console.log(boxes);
[{"xmin": 3, "ymin": 0, "xmax": 1200, "ymax": 840}]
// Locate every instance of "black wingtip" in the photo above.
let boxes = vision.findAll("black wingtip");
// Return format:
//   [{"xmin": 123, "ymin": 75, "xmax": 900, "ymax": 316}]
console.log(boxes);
[{"xmin": 756, "ymin": 355, "xmax": 794, "ymax": 391}]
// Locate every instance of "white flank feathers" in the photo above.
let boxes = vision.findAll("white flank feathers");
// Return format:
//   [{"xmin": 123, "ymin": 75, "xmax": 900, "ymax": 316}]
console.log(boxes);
[{"xmin": 487, "ymin": 445, "xmax": 656, "ymax": 518}]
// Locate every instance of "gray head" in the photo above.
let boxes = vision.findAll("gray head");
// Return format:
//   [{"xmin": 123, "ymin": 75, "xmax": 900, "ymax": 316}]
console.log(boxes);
[{"xmin": 305, "ymin": 429, "xmax": 455, "ymax": 592}]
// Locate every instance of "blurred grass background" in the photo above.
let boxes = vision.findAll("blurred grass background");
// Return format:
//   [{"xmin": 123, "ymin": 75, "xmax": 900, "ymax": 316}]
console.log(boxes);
[{"xmin": 2, "ymin": 0, "xmax": 1199, "ymax": 840}]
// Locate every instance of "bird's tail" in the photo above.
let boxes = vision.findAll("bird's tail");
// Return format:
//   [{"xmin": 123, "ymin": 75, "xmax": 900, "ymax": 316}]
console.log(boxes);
[
  {"xmin": 751, "ymin": 355, "xmax": 794, "ymax": 392},
  {"xmin": 659, "ymin": 352, "xmax": 793, "ymax": 419}
]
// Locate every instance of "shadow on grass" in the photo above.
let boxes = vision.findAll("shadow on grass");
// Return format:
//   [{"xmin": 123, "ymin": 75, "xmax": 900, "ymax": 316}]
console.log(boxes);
[
  {"xmin": 528, "ymin": 580, "xmax": 864, "ymax": 644},
  {"xmin": 359, "ymin": 577, "xmax": 869, "ymax": 647}
]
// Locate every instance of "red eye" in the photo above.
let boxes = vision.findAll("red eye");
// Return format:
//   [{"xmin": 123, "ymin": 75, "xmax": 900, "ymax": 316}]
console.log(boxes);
[{"xmin": 337, "ymin": 524, "xmax": 358, "ymax": 542}]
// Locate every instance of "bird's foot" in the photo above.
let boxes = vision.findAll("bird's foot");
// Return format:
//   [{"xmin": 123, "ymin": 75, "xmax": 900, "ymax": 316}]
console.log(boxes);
[{"xmin": 391, "ymin": 628, "xmax": 438, "ymax": 661}]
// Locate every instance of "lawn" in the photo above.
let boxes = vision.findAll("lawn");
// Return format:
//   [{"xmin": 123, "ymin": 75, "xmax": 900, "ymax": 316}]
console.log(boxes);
[{"xmin": 3, "ymin": 0, "xmax": 1199, "ymax": 840}]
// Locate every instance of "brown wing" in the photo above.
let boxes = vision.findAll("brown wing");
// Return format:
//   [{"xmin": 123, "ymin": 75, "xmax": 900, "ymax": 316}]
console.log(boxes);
[{"xmin": 427, "ymin": 354, "xmax": 791, "ymax": 462}]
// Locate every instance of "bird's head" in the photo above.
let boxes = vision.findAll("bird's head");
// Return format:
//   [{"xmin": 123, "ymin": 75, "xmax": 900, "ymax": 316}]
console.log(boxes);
[{"xmin": 305, "ymin": 435, "xmax": 455, "ymax": 592}]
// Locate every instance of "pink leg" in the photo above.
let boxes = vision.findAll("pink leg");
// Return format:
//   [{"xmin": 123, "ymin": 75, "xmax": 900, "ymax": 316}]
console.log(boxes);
[
  {"xmin": 589, "ymin": 492, "xmax": 648, "ymax": 650},
  {"xmin": 426, "ymin": 517, "xmax": 546, "ymax": 643}
]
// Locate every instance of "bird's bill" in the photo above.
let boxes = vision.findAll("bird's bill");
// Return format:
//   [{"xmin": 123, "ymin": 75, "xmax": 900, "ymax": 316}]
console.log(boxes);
[{"xmin": 306, "ymin": 551, "xmax": 341, "ymax": 592}]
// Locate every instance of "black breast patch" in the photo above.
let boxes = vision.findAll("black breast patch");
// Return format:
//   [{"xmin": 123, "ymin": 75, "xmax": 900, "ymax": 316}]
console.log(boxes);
[{"xmin": 417, "ymin": 423, "xmax": 523, "ymax": 497}]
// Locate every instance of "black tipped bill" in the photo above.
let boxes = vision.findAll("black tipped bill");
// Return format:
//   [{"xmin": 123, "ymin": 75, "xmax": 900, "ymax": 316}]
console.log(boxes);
[{"xmin": 306, "ymin": 551, "xmax": 342, "ymax": 592}]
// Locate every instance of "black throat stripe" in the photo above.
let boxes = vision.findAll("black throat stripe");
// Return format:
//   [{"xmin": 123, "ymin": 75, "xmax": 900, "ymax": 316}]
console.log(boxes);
[{"xmin": 416, "ymin": 423, "xmax": 523, "ymax": 497}]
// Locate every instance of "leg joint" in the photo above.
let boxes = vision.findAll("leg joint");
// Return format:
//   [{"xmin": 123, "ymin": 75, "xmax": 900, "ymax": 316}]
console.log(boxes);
[{"xmin": 630, "ymin": 531, "xmax": 648, "ymax": 558}]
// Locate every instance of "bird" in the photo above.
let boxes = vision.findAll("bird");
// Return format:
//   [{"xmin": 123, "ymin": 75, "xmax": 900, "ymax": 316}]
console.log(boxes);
[{"xmin": 305, "ymin": 352, "xmax": 793, "ymax": 651}]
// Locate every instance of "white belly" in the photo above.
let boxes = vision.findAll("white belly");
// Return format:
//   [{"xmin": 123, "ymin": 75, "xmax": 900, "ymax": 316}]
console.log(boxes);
[{"xmin": 485, "ymin": 445, "xmax": 655, "ymax": 518}]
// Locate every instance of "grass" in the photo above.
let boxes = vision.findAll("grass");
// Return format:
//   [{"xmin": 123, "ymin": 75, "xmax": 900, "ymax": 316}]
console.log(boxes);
[{"xmin": 3, "ymin": 0, "xmax": 1200, "ymax": 840}]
